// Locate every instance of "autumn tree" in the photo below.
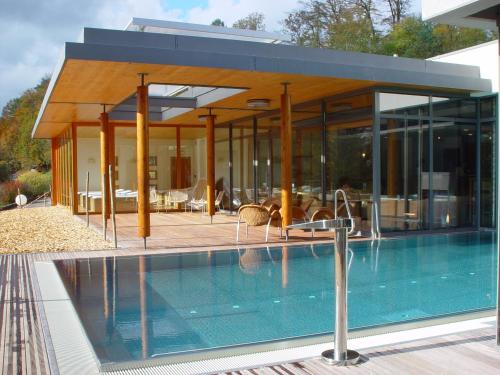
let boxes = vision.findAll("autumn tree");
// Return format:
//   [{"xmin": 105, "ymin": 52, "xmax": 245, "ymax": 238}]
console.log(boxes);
[{"xmin": 233, "ymin": 12, "xmax": 266, "ymax": 31}]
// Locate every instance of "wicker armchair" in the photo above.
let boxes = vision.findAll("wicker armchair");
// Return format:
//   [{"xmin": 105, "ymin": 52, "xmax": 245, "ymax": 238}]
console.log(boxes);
[{"xmin": 237, "ymin": 204, "xmax": 279, "ymax": 243}]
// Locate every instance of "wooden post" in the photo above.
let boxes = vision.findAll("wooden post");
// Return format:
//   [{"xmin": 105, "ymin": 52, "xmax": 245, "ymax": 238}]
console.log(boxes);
[
  {"xmin": 137, "ymin": 83, "xmax": 150, "ymax": 241},
  {"xmin": 109, "ymin": 123, "xmax": 116, "ymax": 191},
  {"xmin": 85, "ymin": 171, "xmax": 90, "ymax": 227},
  {"xmin": 100, "ymin": 112, "xmax": 110, "ymax": 219},
  {"xmin": 280, "ymin": 84, "xmax": 293, "ymax": 228},
  {"xmin": 51, "ymin": 138, "xmax": 58, "ymax": 206},
  {"xmin": 206, "ymin": 114, "xmax": 216, "ymax": 220},
  {"xmin": 176, "ymin": 126, "xmax": 182, "ymax": 188},
  {"xmin": 71, "ymin": 123, "xmax": 78, "ymax": 215}
]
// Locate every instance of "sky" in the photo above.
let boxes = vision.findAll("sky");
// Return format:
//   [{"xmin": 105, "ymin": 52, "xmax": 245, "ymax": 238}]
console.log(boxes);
[{"xmin": 0, "ymin": 0, "xmax": 422, "ymax": 111}]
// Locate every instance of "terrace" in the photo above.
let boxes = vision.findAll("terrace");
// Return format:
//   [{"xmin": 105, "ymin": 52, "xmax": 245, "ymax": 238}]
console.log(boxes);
[{"xmin": 20, "ymin": 16, "xmax": 500, "ymax": 375}]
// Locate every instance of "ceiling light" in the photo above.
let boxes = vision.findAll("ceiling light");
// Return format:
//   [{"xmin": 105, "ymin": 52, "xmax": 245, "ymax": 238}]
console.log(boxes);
[{"xmin": 247, "ymin": 98, "xmax": 271, "ymax": 109}]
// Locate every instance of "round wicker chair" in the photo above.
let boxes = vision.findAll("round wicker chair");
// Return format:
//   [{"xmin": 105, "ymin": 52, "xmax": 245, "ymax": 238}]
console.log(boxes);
[{"xmin": 237, "ymin": 204, "xmax": 274, "ymax": 242}]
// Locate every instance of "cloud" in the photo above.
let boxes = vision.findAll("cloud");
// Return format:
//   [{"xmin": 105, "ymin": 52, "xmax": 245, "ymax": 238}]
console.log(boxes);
[{"xmin": 0, "ymin": 0, "xmax": 298, "ymax": 111}]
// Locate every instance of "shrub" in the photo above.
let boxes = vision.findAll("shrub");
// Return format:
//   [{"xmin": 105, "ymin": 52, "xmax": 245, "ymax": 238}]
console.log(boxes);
[
  {"xmin": 0, "ymin": 161, "xmax": 9, "ymax": 183},
  {"xmin": 0, "ymin": 181, "xmax": 24, "ymax": 207},
  {"xmin": 16, "ymin": 171, "xmax": 51, "ymax": 200}
]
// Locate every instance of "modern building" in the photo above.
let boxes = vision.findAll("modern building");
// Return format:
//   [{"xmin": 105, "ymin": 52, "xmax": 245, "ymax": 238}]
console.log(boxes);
[{"xmin": 33, "ymin": 18, "xmax": 496, "ymax": 240}]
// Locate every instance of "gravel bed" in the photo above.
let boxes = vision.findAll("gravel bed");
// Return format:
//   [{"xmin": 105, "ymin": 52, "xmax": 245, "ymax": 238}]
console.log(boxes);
[{"xmin": 0, "ymin": 206, "xmax": 112, "ymax": 253}]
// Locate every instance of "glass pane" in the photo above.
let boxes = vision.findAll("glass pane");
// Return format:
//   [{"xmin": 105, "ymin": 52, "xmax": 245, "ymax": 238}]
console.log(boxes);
[
  {"xmin": 480, "ymin": 121, "xmax": 494, "ymax": 227},
  {"xmin": 232, "ymin": 120, "xmax": 254, "ymax": 206},
  {"xmin": 432, "ymin": 121, "xmax": 476, "ymax": 228},
  {"xmin": 326, "ymin": 93, "xmax": 373, "ymax": 234},
  {"xmin": 380, "ymin": 93, "xmax": 429, "ymax": 116},
  {"xmin": 380, "ymin": 119, "xmax": 427, "ymax": 231},
  {"xmin": 432, "ymin": 97, "xmax": 476, "ymax": 119},
  {"xmin": 215, "ymin": 126, "xmax": 230, "ymax": 209}
]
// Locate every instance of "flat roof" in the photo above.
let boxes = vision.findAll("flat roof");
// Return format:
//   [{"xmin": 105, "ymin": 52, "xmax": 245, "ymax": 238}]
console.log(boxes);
[
  {"xmin": 422, "ymin": 0, "xmax": 500, "ymax": 29},
  {"xmin": 33, "ymin": 25, "xmax": 491, "ymax": 138}
]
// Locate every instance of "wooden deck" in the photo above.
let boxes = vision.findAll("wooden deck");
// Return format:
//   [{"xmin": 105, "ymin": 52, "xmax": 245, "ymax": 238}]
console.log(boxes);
[
  {"xmin": 82, "ymin": 211, "xmax": 342, "ymax": 250},
  {"xmin": 221, "ymin": 326, "xmax": 499, "ymax": 374},
  {"xmin": 1, "ymin": 221, "xmax": 500, "ymax": 374}
]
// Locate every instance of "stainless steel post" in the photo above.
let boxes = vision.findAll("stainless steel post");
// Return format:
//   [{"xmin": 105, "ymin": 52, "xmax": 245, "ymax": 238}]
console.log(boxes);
[
  {"xmin": 109, "ymin": 165, "xmax": 117, "ymax": 248},
  {"xmin": 85, "ymin": 171, "xmax": 90, "ymax": 227},
  {"xmin": 322, "ymin": 226, "xmax": 360, "ymax": 365}
]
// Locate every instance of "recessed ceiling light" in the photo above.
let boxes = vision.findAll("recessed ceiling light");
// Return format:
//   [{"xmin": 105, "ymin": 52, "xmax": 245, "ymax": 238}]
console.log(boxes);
[{"xmin": 247, "ymin": 98, "xmax": 271, "ymax": 109}]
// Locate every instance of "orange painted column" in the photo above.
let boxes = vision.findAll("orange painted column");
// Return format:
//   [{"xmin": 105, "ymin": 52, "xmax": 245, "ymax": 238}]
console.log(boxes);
[
  {"xmin": 71, "ymin": 123, "xmax": 78, "ymax": 214},
  {"xmin": 176, "ymin": 126, "xmax": 182, "ymax": 188},
  {"xmin": 109, "ymin": 123, "xmax": 116, "ymax": 190},
  {"xmin": 100, "ymin": 112, "xmax": 110, "ymax": 219},
  {"xmin": 137, "ymin": 84, "xmax": 150, "ymax": 239},
  {"xmin": 206, "ymin": 114, "xmax": 216, "ymax": 218},
  {"xmin": 280, "ymin": 85, "xmax": 293, "ymax": 227},
  {"xmin": 51, "ymin": 138, "xmax": 58, "ymax": 206}
]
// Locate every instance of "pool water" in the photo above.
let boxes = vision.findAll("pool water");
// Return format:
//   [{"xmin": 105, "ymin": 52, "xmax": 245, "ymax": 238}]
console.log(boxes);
[{"xmin": 55, "ymin": 231, "xmax": 497, "ymax": 365}]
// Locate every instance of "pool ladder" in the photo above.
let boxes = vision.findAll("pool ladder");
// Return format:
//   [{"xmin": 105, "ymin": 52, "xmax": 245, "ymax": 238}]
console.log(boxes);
[{"xmin": 334, "ymin": 189, "xmax": 356, "ymax": 236}]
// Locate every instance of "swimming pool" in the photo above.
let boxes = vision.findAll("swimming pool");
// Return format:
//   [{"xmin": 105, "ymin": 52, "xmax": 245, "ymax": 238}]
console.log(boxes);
[{"xmin": 54, "ymin": 231, "xmax": 497, "ymax": 366}]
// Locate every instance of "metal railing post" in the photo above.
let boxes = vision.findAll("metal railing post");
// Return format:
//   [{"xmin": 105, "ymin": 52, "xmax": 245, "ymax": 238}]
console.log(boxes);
[
  {"xmin": 85, "ymin": 171, "xmax": 90, "ymax": 227},
  {"xmin": 322, "ymin": 225, "xmax": 360, "ymax": 365}
]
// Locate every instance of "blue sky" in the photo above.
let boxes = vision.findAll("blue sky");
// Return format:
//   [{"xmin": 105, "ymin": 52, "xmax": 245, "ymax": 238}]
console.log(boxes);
[{"xmin": 0, "ymin": 0, "xmax": 423, "ymax": 111}]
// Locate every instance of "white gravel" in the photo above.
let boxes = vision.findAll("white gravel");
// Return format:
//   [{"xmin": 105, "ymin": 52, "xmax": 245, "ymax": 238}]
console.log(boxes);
[{"xmin": 0, "ymin": 206, "xmax": 112, "ymax": 253}]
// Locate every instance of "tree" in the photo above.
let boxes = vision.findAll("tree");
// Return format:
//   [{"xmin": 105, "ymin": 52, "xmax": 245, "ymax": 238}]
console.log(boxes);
[
  {"xmin": 233, "ymin": 12, "xmax": 266, "ymax": 31},
  {"xmin": 211, "ymin": 19, "xmax": 225, "ymax": 27},
  {"xmin": 0, "ymin": 77, "xmax": 50, "ymax": 174},
  {"xmin": 381, "ymin": 0, "xmax": 410, "ymax": 27}
]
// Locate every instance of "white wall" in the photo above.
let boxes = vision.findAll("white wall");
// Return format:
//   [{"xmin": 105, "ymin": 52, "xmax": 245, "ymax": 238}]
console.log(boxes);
[
  {"xmin": 77, "ymin": 135, "xmax": 208, "ymax": 192},
  {"xmin": 429, "ymin": 40, "xmax": 498, "ymax": 93}
]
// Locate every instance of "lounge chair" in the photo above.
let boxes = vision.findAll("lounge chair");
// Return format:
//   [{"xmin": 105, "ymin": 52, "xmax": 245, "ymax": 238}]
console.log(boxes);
[{"xmin": 236, "ymin": 204, "xmax": 281, "ymax": 243}]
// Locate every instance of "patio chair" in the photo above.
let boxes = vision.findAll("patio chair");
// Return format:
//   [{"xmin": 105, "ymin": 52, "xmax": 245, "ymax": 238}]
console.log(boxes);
[
  {"xmin": 237, "ymin": 204, "xmax": 280, "ymax": 243},
  {"xmin": 214, "ymin": 190, "xmax": 224, "ymax": 211},
  {"xmin": 150, "ymin": 188, "xmax": 162, "ymax": 213},
  {"xmin": 310, "ymin": 207, "xmax": 335, "ymax": 237},
  {"xmin": 187, "ymin": 178, "xmax": 207, "ymax": 213},
  {"xmin": 167, "ymin": 189, "xmax": 190, "ymax": 212}
]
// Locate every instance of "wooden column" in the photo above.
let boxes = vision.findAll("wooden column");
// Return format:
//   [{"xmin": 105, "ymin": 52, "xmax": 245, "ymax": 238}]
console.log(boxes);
[
  {"xmin": 109, "ymin": 123, "xmax": 116, "ymax": 190},
  {"xmin": 176, "ymin": 126, "xmax": 182, "ymax": 188},
  {"xmin": 100, "ymin": 112, "xmax": 110, "ymax": 219},
  {"xmin": 71, "ymin": 123, "xmax": 78, "ymax": 214},
  {"xmin": 206, "ymin": 114, "xmax": 216, "ymax": 218},
  {"xmin": 280, "ymin": 85, "xmax": 293, "ymax": 227},
  {"xmin": 137, "ymin": 84, "xmax": 150, "ymax": 239},
  {"xmin": 51, "ymin": 138, "xmax": 58, "ymax": 206}
]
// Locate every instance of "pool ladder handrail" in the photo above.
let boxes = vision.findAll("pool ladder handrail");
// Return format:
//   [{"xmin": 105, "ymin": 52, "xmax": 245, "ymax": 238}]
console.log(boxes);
[{"xmin": 334, "ymin": 189, "xmax": 356, "ymax": 236}]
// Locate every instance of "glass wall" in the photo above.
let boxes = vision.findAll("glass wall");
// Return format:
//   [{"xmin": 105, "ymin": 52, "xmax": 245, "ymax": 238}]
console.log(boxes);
[
  {"xmin": 326, "ymin": 93, "xmax": 373, "ymax": 233},
  {"xmin": 377, "ymin": 91, "xmax": 496, "ymax": 232}
]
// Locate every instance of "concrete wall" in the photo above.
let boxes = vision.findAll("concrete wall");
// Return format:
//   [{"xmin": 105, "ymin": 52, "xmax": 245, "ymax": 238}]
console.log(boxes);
[{"xmin": 429, "ymin": 40, "xmax": 498, "ymax": 93}]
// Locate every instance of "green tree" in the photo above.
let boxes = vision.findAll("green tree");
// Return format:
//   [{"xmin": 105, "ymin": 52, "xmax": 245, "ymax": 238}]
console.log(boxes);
[
  {"xmin": 0, "ymin": 77, "xmax": 50, "ymax": 175},
  {"xmin": 211, "ymin": 18, "xmax": 225, "ymax": 27},
  {"xmin": 233, "ymin": 12, "xmax": 266, "ymax": 31},
  {"xmin": 380, "ymin": 16, "xmax": 439, "ymax": 58}
]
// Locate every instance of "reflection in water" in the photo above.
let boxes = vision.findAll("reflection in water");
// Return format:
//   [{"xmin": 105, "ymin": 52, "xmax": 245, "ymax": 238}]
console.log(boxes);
[
  {"xmin": 53, "ymin": 232, "xmax": 497, "ymax": 365},
  {"xmin": 139, "ymin": 255, "xmax": 149, "ymax": 359},
  {"xmin": 282, "ymin": 246, "xmax": 288, "ymax": 288}
]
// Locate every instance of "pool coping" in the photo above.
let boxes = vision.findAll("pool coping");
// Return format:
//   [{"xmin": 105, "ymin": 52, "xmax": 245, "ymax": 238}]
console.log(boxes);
[{"xmin": 34, "ymin": 254, "xmax": 496, "ymax": 374}]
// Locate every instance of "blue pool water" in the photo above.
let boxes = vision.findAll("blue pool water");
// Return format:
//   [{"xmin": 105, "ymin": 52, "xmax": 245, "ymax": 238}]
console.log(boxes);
[{"xmin": 55, "ymin": 231, "xmax": 497, "ymax": 365}]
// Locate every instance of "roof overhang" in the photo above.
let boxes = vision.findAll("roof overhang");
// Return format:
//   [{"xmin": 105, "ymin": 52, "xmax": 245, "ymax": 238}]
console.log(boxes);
[
  {"xmin": 33, "ymin": 27, "xmax": 492, "ymax": 139},
  {"xmin": 422, "ymin": 0, "xmax": 500, "ymax": 29}
]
